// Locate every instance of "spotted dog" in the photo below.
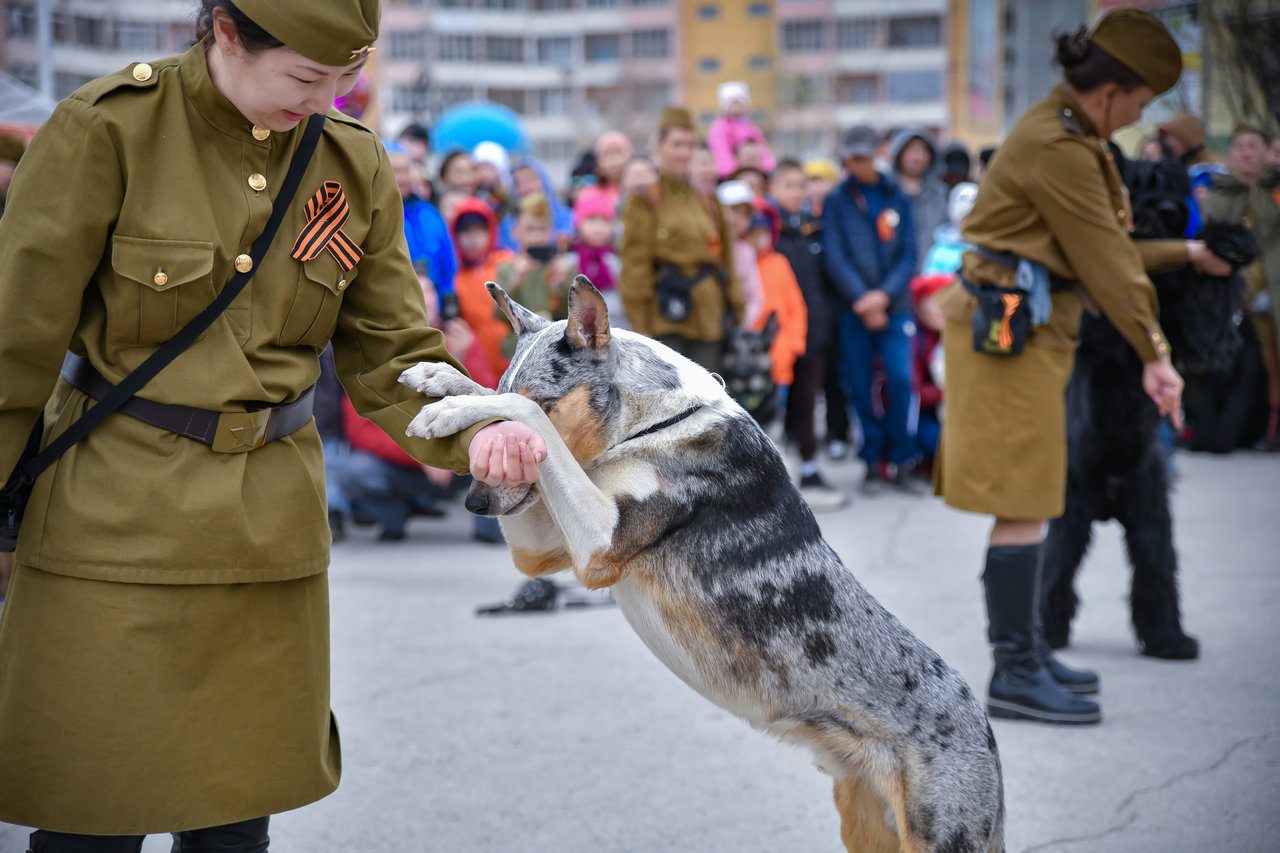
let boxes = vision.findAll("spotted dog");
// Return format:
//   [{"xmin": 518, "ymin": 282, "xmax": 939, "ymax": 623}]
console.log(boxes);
[{"xmin": 400, "ymin": 276, "xmax": 1005, "ymax": 853}]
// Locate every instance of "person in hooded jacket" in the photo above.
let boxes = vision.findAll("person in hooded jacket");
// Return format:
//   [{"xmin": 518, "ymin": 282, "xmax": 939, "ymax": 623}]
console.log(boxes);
[
  {"xmin": 498, "ymin": 154, "xmax": 575, "ymax": 252},
  {"xmin": 890, "ymin": 128, "xmax": 950, "ymax": 277},
  {"xmin": 452, "ymin": 196, "xmax": 515, "ymax": 384}
]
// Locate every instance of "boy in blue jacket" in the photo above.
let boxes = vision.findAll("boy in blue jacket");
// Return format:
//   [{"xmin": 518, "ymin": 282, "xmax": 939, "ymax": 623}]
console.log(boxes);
[{"xmin": 821, "ymin": 126, "xmax": 924, "ymax": 494}]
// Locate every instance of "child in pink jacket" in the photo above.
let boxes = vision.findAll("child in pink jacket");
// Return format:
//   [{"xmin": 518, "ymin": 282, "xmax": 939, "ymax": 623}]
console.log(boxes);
[{"xmin": 707, "ymin": 81, "xmax": 777, "ymax": 180}]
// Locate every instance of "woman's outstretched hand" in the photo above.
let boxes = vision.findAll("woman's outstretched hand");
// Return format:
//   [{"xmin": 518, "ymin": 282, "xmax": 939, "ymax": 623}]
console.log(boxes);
[{"xmin": 469, "ymin": 422, "xmax": 547, "ymax": 486}]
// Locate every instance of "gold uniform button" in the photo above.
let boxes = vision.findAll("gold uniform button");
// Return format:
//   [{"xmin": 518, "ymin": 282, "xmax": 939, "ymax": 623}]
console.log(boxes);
[
  {"xmin": 1117, "ymin": 209, "xmax": 1127, "ymax": 220},
  {"xmin": 132, "ymin": 63, "xmax": 153, "ymax": 82},
  {"xmin": 235, "ymin": 254, "xmax": 254, "ymax": 273},
  {"xmin": 251, "ymin": 125, "xmax": 270, "ymax": 141},
  {"xmin": 248, "ymin": 173, "xmax": 267, "ymax": 192},
  {"xmin": 153, "ymin": 270, "xmax": 169, "ymax": 286},
  {"xmin": 336, "ymin": 279, "xmax": 348, "ymax": 292}
]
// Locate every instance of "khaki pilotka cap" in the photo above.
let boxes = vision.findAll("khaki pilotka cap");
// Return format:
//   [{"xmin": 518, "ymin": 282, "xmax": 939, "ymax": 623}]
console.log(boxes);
[
  {"xmin": 235, "ymin": 0, "xmax": 380, "ymax": 67},
  {"xmin": 1089, "ymin": 8, "xmax": 1182, "ymax": 95},
  {"xmin": 660, "ymin": 106, "xmax": 695, "ymax": 132}
]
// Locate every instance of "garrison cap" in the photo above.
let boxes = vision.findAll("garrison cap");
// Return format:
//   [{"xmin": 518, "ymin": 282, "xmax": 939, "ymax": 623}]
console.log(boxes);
[
  {"xmin": 1090, "ymin": 8, "xmax": 1181, "ymax": 95},
  {"xmin": 0, "ymin": 133, "xmax": 25, "ymax": 164},
  {"xmin": 659, "ymin": 106, "xmax": 695, "ymax": 132},
  {"xmin": 235, "ymin": 0, "xmax": 380, "ymax": 68}
]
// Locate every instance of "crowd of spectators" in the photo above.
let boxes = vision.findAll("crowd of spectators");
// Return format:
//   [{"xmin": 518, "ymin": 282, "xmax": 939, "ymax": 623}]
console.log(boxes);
[{"xmin": 309, "ymin": 85, "xmax": 1280, "ymax": 549}]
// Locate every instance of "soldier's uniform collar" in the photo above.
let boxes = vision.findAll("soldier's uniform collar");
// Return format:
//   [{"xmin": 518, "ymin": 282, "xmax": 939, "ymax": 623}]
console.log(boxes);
[
  {"xmin": 179, "ymin": 44, "xmax": 273, "ymax": 147},
  {"xmin": 1051, "ymin": 85, "xmax": 1099, "ymax": 139}
]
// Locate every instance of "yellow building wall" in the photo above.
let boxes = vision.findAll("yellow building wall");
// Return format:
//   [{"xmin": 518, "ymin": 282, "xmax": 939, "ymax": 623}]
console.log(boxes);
[{"xmin": 680, "ymin": 2, "xmax": 777, "ymax": 136}]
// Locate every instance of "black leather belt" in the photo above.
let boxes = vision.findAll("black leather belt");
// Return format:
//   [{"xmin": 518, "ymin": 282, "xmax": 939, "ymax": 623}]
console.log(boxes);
[
  {"xmin": 60, "ymin": 353, "xmax": 315, "ymax": 453},
  {"xmin": 971, "ymin": 246, "xmax": 1074, "ymax": 292}
]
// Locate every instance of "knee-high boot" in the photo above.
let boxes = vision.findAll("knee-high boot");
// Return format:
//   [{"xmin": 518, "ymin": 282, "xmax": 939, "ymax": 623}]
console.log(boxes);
[
  {"xmin": 984, "ymin": 544, "xmax": 1101, "ymax": 724},
  {"xmin": 1034, "ymin": 544, "xmax": 1100, "ymax": 694}
]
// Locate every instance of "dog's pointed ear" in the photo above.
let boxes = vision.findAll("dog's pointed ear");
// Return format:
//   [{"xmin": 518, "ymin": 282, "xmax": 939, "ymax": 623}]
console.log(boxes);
[
  {"xmin": 565, "ymin": 274, "xmax": 611, "ymax": 355},
  {"xmin": 486, "ymin": 281, "xmax": 551, "ymax": 336}
]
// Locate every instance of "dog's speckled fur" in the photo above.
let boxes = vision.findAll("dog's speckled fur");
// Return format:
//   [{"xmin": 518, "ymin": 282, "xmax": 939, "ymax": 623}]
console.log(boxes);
[{"xmin": 400, "ymin": 276, "xmax": 1004, "ymax": 852}]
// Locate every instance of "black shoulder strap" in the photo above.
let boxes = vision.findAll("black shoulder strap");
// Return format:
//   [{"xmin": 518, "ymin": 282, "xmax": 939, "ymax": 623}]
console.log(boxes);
[{"xmin": 18, "ymin": 113, "xmax": 327, "ymax": 484}]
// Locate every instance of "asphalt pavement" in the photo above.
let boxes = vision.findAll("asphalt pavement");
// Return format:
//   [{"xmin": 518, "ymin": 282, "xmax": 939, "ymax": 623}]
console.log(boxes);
[{"xmin": 2, "ymin": 449, "xmax": 1277, "ymax": 852}]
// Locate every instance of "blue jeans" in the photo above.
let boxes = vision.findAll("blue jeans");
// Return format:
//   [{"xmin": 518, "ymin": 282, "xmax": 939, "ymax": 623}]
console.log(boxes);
[{"xmin": 839, "ymin": 310, "xmax": 917, "ymax": 466}]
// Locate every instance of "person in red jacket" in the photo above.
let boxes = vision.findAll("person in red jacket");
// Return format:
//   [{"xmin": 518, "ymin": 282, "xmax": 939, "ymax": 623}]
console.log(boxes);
[
  {"xmin": 910, "ymin": 272, "xmax": 950, "ymax": 474},
  {"xmin": 452, "ymin": 196, "xmax": 515, "ymax": 385}
]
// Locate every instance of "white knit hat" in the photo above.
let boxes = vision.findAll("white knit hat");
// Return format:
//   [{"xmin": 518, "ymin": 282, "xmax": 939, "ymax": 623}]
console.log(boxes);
[
  {"xmin": 717, "ymin": 81, "xmax": 750, "ymax": 111},
  {"xmin": 472, "ymin": 140, "xmax": 510, "ymax": 173}
]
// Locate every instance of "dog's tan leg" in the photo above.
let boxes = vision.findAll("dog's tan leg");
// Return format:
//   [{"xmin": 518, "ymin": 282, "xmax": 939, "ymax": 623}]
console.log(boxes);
[
  {"xmin": 834, "ymin": 777, "xmax": 901, "ymax": 853},
  {"xmin": 883, "ymin": 772, "xmax": 928, "ymax": 853}
]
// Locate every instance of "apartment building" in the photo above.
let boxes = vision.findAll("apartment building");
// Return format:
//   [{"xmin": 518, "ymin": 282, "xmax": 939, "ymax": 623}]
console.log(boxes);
[
  {"xmin": 380, "ymin": 0, "xmax": 682, "ymax": 180},
  {"xmin": 0, "ymin": 0, "xmax": 196, "ymax": 100}
]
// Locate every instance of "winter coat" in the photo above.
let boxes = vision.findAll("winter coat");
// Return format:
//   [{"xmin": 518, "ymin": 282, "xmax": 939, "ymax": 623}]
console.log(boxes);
[
  {"xmin": 707, "ymin": 114, "xmax": 777, "ymax": 179},
  {"xmin": 754, "ymin": 249, "xmax": 808, "ymax": 385},
  {"xmin": 890, "ymin": 127, "xmax": 950, "ymax": 275},
  {"xmin": 451, "ymin": 196, "xmax": 515, "ymax": 382},
  {"xmin": 774, "ymin": 207, "xmax": 836, "ymax": 353},
  {"xmin": 821, "ymin": 172, "xmax": 917, "ymax": 316}
]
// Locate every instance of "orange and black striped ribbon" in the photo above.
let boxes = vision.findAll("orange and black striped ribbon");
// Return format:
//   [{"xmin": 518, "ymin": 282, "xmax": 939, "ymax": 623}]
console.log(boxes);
[
  {"xmin": 998, "ymin": 292, "xmax": 1021, "ymax": 350},
  {"xmin": 291, "ymin": 181, "xmax": 363, "ymax": 271}
]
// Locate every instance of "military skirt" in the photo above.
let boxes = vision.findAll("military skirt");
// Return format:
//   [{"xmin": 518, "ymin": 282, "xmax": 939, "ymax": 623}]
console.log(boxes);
[
  {"xmin": 933, "ymin": 308, "xmax": 1077, "ymax": 521},
  {"xmin": 0, "ymin": 565, "xmax": 340, "ymax": 834}
]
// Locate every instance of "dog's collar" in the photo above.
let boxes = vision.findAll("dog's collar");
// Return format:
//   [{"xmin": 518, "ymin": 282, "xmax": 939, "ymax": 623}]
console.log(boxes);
[{"xmin": 623, "ymin": 405, "xmax": 703, "ymax": 444}]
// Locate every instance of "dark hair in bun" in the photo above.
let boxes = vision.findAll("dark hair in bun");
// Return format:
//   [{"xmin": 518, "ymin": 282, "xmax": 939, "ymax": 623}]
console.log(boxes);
[
  {"xmin": 194, "ymin": 2, "xmax": 284, "ymax": 54},
  {"xmin": 1053, "ymin": 26, "xmax": 1145, "ymax": 93}
]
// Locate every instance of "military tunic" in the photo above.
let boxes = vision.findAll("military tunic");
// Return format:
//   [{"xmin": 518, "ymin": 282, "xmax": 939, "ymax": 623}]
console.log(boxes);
[
  {"xmin": 934, "ymin": 85, "xmax": 1187, "ymax": 519},
  {"xmin": 618, "ymin": 175, "xmax": 743, "ymax": 342},
  {"xmin": 0, "ymin": 47, "xmax": 486, "ymax": 833}
]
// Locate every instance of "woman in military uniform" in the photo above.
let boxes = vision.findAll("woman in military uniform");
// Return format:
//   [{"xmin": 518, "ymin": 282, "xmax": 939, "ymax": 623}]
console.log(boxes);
[
  {"xmin": 0, "ymin": 2, "xmax": 543, "ymax": 850},
  {"xmin": 933, "ymin": 9, "xmax": 1231, "ymax": 725},
  {"xmin": 619, "ymin": 106, "xmax": 743, "ymax": 371}
]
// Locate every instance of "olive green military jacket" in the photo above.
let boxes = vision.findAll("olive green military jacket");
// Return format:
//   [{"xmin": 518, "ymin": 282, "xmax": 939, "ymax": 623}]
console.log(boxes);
[
  {"xmin": 0, "ymin": 46, "xmax": 483, "ymax": 584},
  {"xmin": 618, "ymin": 175, "xmax": 742, "ymax": 341},
  {"xmin": 944, "ymin": 85, "xmax": 1187, "ymax": 363},
  {"xmin": 1201, "ymin": 168, "xmax": 1280, "ymax": 314}
]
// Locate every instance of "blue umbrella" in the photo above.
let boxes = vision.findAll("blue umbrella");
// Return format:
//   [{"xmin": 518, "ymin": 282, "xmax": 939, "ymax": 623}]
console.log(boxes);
[{"xmin": 431, "ymin": 102, "xmax": 529, "ymax": 154}]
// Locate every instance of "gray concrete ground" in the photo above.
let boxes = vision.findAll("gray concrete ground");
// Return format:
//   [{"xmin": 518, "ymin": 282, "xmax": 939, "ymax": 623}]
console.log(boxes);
[{"xmin": 2, "ymin": 451, "xmax": 1278, "ymax": 852}]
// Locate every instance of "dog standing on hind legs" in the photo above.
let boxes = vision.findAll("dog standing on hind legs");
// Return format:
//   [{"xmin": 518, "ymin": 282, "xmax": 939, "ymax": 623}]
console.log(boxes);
[{"xmin": 401, "ymin": 275, "xmax": 1005, "ymax": 852}]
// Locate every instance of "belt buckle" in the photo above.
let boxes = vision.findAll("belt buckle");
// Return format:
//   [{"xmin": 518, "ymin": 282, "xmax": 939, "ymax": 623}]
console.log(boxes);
[{"xmin": 212, "ymin": 409, "xmax": 272, "ymax": 453}]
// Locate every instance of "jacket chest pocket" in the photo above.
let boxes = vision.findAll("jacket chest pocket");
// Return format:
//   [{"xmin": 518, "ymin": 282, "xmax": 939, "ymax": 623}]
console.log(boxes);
[
  {"xmin": 108, "ymin": 236, "xmax": 217, "ymax": 346},
  {"xmin": 277, "ymin": 254, "xmax": 354, "ymax": 348}
]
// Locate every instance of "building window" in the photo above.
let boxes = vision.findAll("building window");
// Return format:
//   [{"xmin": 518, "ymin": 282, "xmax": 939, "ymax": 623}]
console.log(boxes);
[
  {"xmin": 56, "ymin": 15, "xmax": 106, "ymax": 48},
  {"xmin": 630, "ymin": 29, "xmax": 670, "ymax": 59},
  {"xmin": 537, "ymin": 36, "xmax": 574, "ymax": 64},
  {"xmin": 533, "ymin": 0, "xmax": 572, "ymax": 8},
  {"xmin": 779, "ymin": 74, "xmax": 828, "ymax": 108},
  {"xmin": 534, "ymin": 138, "xmax": 576, "ymax": 163},
  {"xmin": 697, "ymin": 57, "xmax": 721, "ymax": 73},
  {"xmin": 747, "ymin": 2, "xmax": 770, "ymax": 17},
  {"xmin": 585, "ymin": 33, "xmax": 621, "ymax": 62},
  {"xmin": 114, "ymin": 21, "xmax": 162, "ymax": 52},
  {"xmin": 836, "ymin": 18, "xmax": 879, "ymax": 50},
  {"xmin": 390, "ymin": 83, "xmax": 423, "ymax": 113},
  {"xmin": 583, "ymin": 85, "xmax": 624, "ymax": 118},
  {"xmin": 781, "ymin": 20, "xmax": 824, "ymax": 53},
  {"xmin": 697, "ymin": 4, "xmax": 719, "ymax": 20},
  {"xmin": 888, "ymin": 16, "xmax": 942, "ymax": 47},
  {"xmin": 630, "ymin": 0, "xmax": 670, "ymax": 6},
  {"xmin": 485, "ymin": 36, "xmax": 525, "ymax": 63},
  {"xmin": 10, "ymin": 63, "xmax": 39, "ymax": 89},
  {"xmin": 886, "ymin": 70, "xmax": 941, "ymax": 102},
  {"xmin": 435, "ymin": 34, "xmax": 475, "ymax": 61},
  {"xmin": 484, "ymin": 0, "xmax": 522, "ymax": 9},
  {"xmin": 5, "ymin": 3, "xmax": 37, "ymax": 41},
  {"xmin": 54, "ymin": 71, "xmax": 95, "ymax": 98},
  {"xmin": 488, "ymin": 88, "xmax": 528, "ymax": 113},
  {"xmin": 585, "ymin": 0, "xmax": 620, "ymax": 7},
  {"xmin": 436, "ymin": 86, "xmax": 475, "ymax": 110},
  {"xmin": 836, "ymin": 75, "xmax": 878, "ymax": 104},
  {"xmin": 388, "ymin": 29, "xmax": 428, "ymax": 62},
  {"xmin": 538, "ymin": 87, "xmax": 573, "ymax": 115},
  {"xmin": 631, "ymin": 81, "xmax": 672, "ymax": 112},
  {"xmin": 747, "ymin": 55, "xmax": 770, "ymax": 71}
]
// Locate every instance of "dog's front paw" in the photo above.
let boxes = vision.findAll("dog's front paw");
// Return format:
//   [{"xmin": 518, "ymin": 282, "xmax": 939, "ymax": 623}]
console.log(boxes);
[
  {"xmin": 398, "ymin": 361, "xmax": 492, "ymax": 398},
  {"xmin": 407, "ymin": 397, "xmax": 494, "ymax": 439}
]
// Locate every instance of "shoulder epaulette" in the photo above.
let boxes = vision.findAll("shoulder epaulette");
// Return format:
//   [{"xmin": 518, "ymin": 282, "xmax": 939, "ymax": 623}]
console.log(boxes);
[
  {"xmin": 70, "ymin": 57, "xmax": 179, "ymax": 105},
  {"xmin": 1059, "ymin": 106, "xmax": 1084, "ymax": 137}
]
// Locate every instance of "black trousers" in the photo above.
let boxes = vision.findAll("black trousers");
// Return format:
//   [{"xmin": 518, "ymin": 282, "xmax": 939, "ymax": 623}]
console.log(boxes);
[
  {"xmin": 785, "ymin": 353, "xmax": 825, "ymax": 462},
  {"xmin": 28, "ymin": 817, "xmax": 270, "ymax": 853}
]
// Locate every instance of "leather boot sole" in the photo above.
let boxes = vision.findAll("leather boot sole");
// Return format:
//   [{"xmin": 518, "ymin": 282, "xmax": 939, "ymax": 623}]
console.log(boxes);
[{"xmin": 988, "ymin": 697, "xmax": 1102, "ymax": 724}]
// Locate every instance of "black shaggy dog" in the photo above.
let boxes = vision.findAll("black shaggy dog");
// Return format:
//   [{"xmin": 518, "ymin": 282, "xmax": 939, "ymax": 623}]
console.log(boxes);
[{"xmin": 1041, "ymin": 154, "xmax": 1260, "ymax": 660}]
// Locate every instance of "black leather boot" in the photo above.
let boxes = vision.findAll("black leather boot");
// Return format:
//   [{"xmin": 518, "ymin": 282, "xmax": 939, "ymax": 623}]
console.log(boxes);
[
  {"xmin": 28, "ymin": 831, "xmax": 144, "ymax": 853},
  {"xmin": 171, "ymin": 817, "xmax": 269, "ymax": 853},
  {"xmin": 984, "ymin": 544, "xmax": 1101, "ymax": 724}
]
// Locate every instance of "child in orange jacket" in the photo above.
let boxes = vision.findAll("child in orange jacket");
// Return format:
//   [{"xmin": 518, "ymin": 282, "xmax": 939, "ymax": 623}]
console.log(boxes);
[
  {"xmin": 451, "ymin": 196, "xmax": 515, "ymax": 385},
  {"xmin": 746, "ymin": 198, "xmax": 807, "ymax": 387}
]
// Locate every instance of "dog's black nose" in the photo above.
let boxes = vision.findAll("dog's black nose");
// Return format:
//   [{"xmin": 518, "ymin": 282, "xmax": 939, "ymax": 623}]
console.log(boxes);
[{"xmin": 465, "ymin": 489, "xmax": 490, "ymax": 515}]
